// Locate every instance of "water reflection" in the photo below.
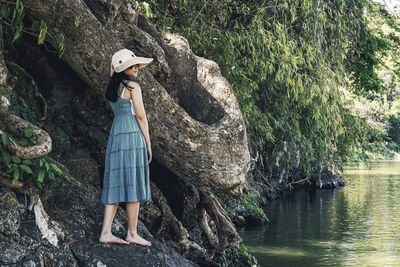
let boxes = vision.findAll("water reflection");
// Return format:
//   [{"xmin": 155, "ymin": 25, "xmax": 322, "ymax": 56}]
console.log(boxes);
[{"xmin": 239, "ymin": 162, "xmax": 400, "ymax": 266}]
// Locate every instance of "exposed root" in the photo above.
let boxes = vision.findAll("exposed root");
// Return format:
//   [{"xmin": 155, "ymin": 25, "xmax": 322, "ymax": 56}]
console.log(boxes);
[
  {"xmin": 1, "ymin": 85, "xmax": 51, "ymax": 159},
  {"xmin": 199, "ymin": 208, "xmax": 218, "ymax": 248},
  {"xmin": 150, "ymin": 183, "xmax": 205, "ymax": 258},
  {"xmin": 198, "ymin": 187, "xmax": 242, "ymax": 253},
  {"xmin": 5, "ymin": 113, "xmax": 52, "ymax": 159}
]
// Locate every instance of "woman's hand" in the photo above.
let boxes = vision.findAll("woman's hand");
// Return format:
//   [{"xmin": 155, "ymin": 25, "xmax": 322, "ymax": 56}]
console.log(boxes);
[{"xmin": 147, "ymin": 146, "xmax": 152, "ymax": 164}]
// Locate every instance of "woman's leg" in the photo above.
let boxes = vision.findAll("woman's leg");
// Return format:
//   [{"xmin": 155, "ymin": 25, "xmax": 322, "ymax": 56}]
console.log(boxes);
[
  {"xmin": 125, "ymin": 201, "xmax": 152, "ymax": 246},
  {"xmin": 99, "ymin": 204, "xmax": 130, "ymax": 244}
]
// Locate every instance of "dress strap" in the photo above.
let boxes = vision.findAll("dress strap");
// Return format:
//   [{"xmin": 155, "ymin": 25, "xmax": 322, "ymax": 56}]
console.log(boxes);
[
  {"xmin": 119, "ymin": 85, "xmax": 126, "ymax": 96},
  {"xmin": 122, "ymin": 80, "xmax": 135, "ymax": 91}
]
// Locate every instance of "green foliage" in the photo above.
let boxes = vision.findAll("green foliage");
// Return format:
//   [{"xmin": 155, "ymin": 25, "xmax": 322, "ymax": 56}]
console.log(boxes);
[
  {"xmin": 217, "ymin": 243, "xmax": 258, "ymax": 267},
  {"xmin": 0, "ymin": 1, "xmax": 71, "ymax": 58},
  {"xmin": 1, "ymin": 130, "xmax": 9, "ymax": 145},
  {"xmin": 17, "ymin": 126, "xmax": 37, "ymax": 146},
  {"xmin": 58, "ymin": 33, "xmax": 65, "ymax": 58},
  {"xmin": 4, "ymin": 60, "xmax": 46, "ymax": 127},
  {"xmin": 1, "ymin": 3, "xmax": 10, "ymax": 18},
  {"xmin": 143, "ymin": 0, "xmax": 399, "ymax": 181},
  {"xmin": 7, "ymin": 89, "xmax": 40, "ymax": 127},
  {"xmin": 37, "ymin": 20, "xmax": 47, "ymax": 45},
  {"xmin": 138, "ymin": 1, "xmax": 155, "ymax": 18},
  {"xmin": 240, "ymin": 189, "xmax": 268, "ymax": 222},
  {"xmin": 0, "ymin": 121, "xmax": 66, "ymax": 188},
  {"xmin": 58, "ymin": 5, "xmax": 66, "ymax": 21},
  {"xmin": 388, "ymin": 113, "xmax": 400, "ymax": 144},
  {"xmin": 344, "ymin": 2, "xmax": 400, "ymax": 96},
  {"xmin": 10, "ymin": 0, "xmax": 24, "ymax": 44},
  {"xmin": 346, "ymin": 31, "xmax": 390, "ymax": 94},
  {"xmin": 74, "ymin": 16, "xmax": 80, "ymax": 28},
  {"xmin": 213, "ymin": 186, "xmax": 268, "ymax": 225},
  {"xmin": 0, "ymin": 1, "xmax": 73, "ymax": 188},
  {"xmin": 0, "ymin": 84, "xmax": 66, "ymax": 189},
  {"xmin": 0, "ymin": 143, "xmax": 66, "ymax": 188}
]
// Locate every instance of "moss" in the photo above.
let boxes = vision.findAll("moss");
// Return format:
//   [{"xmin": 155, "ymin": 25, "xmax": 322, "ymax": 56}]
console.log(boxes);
[
  {"xmin": 212, "ymin": 184, "xmax": 268, "ymax": 226},
  {"xmin": 216, "ymin": 243, "xmax": 258, "ymax": 267},
  {"xmin": 240, "ymin": 190, "xmax": 268, "ymax": 223}
]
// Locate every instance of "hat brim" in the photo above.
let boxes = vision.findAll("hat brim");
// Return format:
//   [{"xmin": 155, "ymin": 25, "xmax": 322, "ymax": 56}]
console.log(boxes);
[{"xmin": 115, "ymin": 57, "xmax": 154, "ymax": 72}]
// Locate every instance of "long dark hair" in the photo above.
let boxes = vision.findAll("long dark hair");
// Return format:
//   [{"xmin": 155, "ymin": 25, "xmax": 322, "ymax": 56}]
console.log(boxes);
[{"xmin": 105, "ymin": 71, "xmax": 135, "ymax": 102}]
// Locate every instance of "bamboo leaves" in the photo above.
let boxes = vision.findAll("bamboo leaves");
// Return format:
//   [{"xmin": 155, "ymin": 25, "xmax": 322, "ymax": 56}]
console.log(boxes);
[
  {"xmin": 0, "ymin": 2, "xmax": 73, "ymax": 58},
  {"xmin": 74, "ymin": 16, "xmax": 80, "ymax": 28},
  {"xmin": 37, "ymin": 20, "xmax": 47, "ymax": 45},
  {"xmin": 1, "ymin": 4, "xmax": 10, "ymax": 18},
  {"xmin": 10, "ymin": 0, "xmax": 24, "ymax": 44}
]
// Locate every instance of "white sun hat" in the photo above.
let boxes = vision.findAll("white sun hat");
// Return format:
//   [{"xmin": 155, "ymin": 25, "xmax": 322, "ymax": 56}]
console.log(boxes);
[{"xmin": 110, "ymin": 48, "xmax": 153, "ymax": 77}]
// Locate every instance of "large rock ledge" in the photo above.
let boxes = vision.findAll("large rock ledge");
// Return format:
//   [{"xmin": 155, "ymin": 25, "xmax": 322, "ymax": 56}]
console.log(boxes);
[
  {"xmin": 290, "ymin": 166, "xmax": 346, "ymax": 190},
  {"xmin": 0, "ymin": 174, "xmax": 198, "ymax": 267}
]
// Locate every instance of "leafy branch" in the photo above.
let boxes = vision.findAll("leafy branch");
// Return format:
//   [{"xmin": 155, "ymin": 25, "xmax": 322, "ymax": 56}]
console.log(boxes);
[{"xmin": 0, "ymin": 0, "xmax": 80, "ymax": 58}]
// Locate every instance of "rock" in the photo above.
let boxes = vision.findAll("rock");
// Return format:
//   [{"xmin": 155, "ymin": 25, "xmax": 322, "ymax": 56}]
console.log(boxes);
[
  {"xmin": 137, "ymin": 199, "xmax": 162, "ymax": 234},
  {"xmin": 48, "ymin": 126, "xmax": 71, "ymax": 159},
  {"xmin": 314, "ymin": 167, "xmax": 346, "ymax": 189},
  {"xmin": 63, "ymin": 148, "xmax": 100, "ymax": 186},
  {"xmin": 198, "ymin": 188, "xmax": 242, "ymax": 252},
  {"xmin": 0, "ymin": 176, "xmax": 198, "ymax": 267},
  {"xmin": 0, "ymin": 188, "xmax": 23, "ymax": 236},
  {"xmin": 243, "ymin": 213, "xmax": 270, "ymax": 226},
  {"xmin": 147, "ymin": 159, "xmax": 241, "ymax": 259},
  {"xmin": 290, "ymin": 165, "xmax": 346, "ymax": 189},
  {"xmin": 0, "ymin": 217, "xmax": 78, "ymax": 266},
  {"xmin": 41, "ymin": 173, "xmax": 198, "ymax": 266},
  {"xmin": 232, "ymin": 215, "xmax": 246, "ymax": 228},
  {"xmin": 22, "ymin": 260, "xmax": 37, "ymax": 267}
]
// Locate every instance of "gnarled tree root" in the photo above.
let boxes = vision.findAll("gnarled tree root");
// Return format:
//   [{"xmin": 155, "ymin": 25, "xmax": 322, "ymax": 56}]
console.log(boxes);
[
  {"xmin": 0, "ymin": 94, "xmax": 52, "ymax": 159},
  {"xmin": 150, "ymin": 183, "xmax": 206, "ymax": 259},
  {"xmin": 198, "ymin": 187, "xmax": 242, "ymax": 253},
  {"xmin": 5, "ymin": 113, "xmax": 52, "ymax": 159}
]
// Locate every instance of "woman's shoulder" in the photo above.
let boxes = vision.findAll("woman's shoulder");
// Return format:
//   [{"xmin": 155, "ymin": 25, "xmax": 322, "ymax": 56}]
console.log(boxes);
[{"xmin": 124, "ymin": 80, "xmax": 140, "ymax": 91}]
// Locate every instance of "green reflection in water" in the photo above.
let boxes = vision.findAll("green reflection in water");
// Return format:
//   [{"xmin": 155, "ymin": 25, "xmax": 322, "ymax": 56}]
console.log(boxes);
[{"xmin": 238, "ymin": 162, "xmax": 400, "ymax": 267}]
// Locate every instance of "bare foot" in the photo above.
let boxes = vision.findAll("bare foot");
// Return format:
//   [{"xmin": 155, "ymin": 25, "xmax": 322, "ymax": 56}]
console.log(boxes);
[
  {"xmin": 125, "ymin": 232, "xmax": 152, "ymax": 246},
  {"xmin": 99, "ymin": 233, "xmax": 130, "ymax": 245}
]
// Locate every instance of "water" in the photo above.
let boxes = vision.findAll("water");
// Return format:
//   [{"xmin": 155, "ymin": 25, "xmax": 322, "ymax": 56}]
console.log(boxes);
[{"xmin": 238, "ymin": 161, "xmax": 400, "ymax": 266}]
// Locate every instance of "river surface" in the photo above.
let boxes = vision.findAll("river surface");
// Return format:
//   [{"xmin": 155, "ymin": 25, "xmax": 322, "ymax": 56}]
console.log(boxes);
[{"xmin": 238, "ymin": 161, "xmax": 400, "ymax": 267}]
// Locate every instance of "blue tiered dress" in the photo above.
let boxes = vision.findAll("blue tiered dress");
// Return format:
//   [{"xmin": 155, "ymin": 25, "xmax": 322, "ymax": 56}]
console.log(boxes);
[{"xmin": 101, "ymin": 84, "xmax": 152, "ymax": 204}]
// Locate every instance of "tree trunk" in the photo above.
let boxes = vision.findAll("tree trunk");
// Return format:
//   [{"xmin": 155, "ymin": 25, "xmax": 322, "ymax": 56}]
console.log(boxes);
[{"xmin": 23, "ymin": 0, "xmax": 251, "ymax": 196}]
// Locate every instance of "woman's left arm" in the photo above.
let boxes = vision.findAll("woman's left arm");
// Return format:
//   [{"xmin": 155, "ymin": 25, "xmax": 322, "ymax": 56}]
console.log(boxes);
[{"xmin": 129, "ymin": 82, "xmax": 152, "ymax": 163}]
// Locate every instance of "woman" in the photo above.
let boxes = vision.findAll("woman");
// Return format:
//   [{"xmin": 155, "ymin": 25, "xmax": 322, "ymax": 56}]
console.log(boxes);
[{"xmin": 99, "ymin": 48, "xmax": 153, "ymax": 246}]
